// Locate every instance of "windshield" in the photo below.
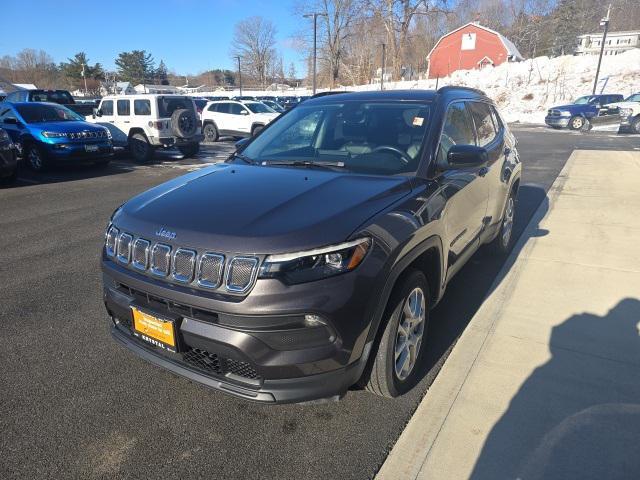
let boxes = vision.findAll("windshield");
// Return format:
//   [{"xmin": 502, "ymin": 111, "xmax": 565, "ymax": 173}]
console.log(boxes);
[
  {"xmin": 246, "ymin": 102, "xmax": 274, "ymax": 114},
  {"xmin": 15, "ymin": 103, "xmax": 83, "ymax": 123},
  {"xmin": 29, "ymin": 90, "xmax": 74, "ymax": 104},
  {"xmin": 625, "ymin": 94, "xmax": 640, "ymax": 102},
  {"xmin": 240, "ymin": 101, "xmax": 431, "ymax": 175},
  {"xmin": 574, "ymin": 96, "xmax": 594, "ymax": 105}
]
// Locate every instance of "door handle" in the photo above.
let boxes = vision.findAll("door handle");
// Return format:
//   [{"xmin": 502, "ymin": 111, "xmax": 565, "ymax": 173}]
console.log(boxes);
[
  {"xmin": 478, "ymin": 167, "xmax": 489, "ymax": 177},
  {"xmin": 123, "ymin": 121, "xmax": 130, "ymax": 124}
]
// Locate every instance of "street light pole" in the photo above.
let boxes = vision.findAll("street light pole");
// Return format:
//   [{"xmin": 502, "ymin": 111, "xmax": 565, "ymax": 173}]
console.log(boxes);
[
  {"xmin": 304, "ymin": 12, "xmax": 327, "ymax": 95},
  {"xmin": 592, "ymin": 4, "xmax": 611, "ymax": 95},
  {"xmin": 380, "ymin": 43, "xmax": 386, "ymax": 91},
  {"xmin": 236, "ymin": 56, "xmax": 243, "ymax": 97}
]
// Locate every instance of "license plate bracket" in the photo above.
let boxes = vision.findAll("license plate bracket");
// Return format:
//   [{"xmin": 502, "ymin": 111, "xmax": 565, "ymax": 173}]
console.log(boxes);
[{"xmin": 131, "ymin": 307, "xmax": 178, "ymax": 353}]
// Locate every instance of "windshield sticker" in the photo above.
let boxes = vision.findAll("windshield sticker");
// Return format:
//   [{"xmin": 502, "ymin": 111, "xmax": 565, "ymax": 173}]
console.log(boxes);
[{"xmin": 413, "ymin": 116, "xmax": 424, "ymax": 126}]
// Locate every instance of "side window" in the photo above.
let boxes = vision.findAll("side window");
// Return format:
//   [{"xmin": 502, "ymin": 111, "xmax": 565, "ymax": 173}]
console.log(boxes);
[
  {"xmin": 437, "ymin": 102, "xmax": 476, "ymax": 167},
  {"xmin": 229, "ymin": 103, "xmax": 245, "ymax": 115},
  {"xmin": 101, "ymin": 100, "xmax": 113, "ymax": 116},
  {"xmin": 117, "ymin": 99, "xmax": 130, "ymax": 116},
  {"xmin": 134, "ymin": 99, "xmax": 151, "ymax": 115},
  {"xmin": 490, "ymin": 106, "xmax": 504, "ymax": 134},
  {"xmin": 217, "ymin": 103, "xmax": 230, "ymax": 114},
  {"xmin": 207, "ymin": 103, "xmax": 218, "ymax": 112},
  {"xmin": 468, "ymin": 102, "xmax": 497, "ymax": 147}
]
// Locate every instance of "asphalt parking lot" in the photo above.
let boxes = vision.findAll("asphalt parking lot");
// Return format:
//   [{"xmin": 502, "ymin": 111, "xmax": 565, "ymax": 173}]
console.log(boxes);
[{"xmin": 1, "ymin": 128, "xmax": 638, "ymax": 480}]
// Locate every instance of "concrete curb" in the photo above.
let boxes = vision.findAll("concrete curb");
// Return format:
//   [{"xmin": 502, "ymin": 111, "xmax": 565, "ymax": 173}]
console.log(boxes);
[{"xmin": 375, "ymin": 151, "xmax": 579, "ymax": 480}]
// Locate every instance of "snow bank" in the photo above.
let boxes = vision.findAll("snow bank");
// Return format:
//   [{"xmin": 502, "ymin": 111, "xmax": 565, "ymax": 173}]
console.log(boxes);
[{"xmin": 346, "ymin": 49, "xmax": 640, "ymax": 124}]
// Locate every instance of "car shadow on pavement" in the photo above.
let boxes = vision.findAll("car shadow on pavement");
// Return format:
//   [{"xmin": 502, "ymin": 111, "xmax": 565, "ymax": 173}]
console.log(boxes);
[
  {"xmin": 6, "ymin": 160, "xmax": 136, "ymax": 188},
  {"xmin": 470, "ymin": 298, "xmax": 640, "ymax": 480},
  {"xmin": 412, "ymin": 184, "xmax": 550, "ymax": 389}
]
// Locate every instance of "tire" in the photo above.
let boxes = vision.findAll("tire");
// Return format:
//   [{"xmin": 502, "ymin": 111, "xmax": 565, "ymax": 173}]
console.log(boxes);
[
  {"xmin": 129, "ymin": 133, "xmax": 154, "ymax": 163},
  {"xmin": 203, "ymin": 123, "xmax": 219, "ymax": 143},
  {"xmin": 171, "ymin": 109, "xmax": 198, "ymax": 138},
  {"xmin": 178, "ymin": 142, "xmax": 200, "ymax": 158},
  {"xmin": 251, "ymin": 124, "xmax": 264, "ymax": 137},
  {"xmin": 365, "ymin": 269, "xmax": 429, "ymax": 398},
  {"xmin": 568, "ymin": 115, "xmax": 585, "ymax": 130},
  {"xmin": 489, "ymin": 186, "xmax": 517, "ymax": 255},
  {"xmin": 631, "ymin": 116, "xmax": 640, "ymax": 134},
  {"xmin": 25, "ymin": 144, "xmax": 48, "ymax": 172}
]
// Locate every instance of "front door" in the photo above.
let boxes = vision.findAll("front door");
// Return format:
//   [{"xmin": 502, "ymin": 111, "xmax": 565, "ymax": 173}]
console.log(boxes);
[
  {"xmin": 435, "ymin": 101, "xmax": 489, "ymax": 278},
  {"xmin": 97, "ymin": 100, "xmax": 128, "ymax": 146}
]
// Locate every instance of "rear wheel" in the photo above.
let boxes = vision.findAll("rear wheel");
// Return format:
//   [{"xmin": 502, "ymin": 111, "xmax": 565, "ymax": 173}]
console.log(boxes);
[
  {"xmin": 365, "ymin": 270, "xmax": 429, "ymax": 398},
  {"xmin": 178, "ymin": 142, "xmax": 200, "ymax": 158},
  {"xmin": 489, "ymin": 187, "xmax": 517, "ymax": 255},
  {"xmin": 569, "ymin": 115, "xmax": 585, "ymax": 130},
  {"xmin": 25, "ymin": 144, "xmax": 48, "ymax": 172},
  {"xmin": 129, "ymin": 133, "xmax": 154, "ymax": 163},
  {"xmin": 203, "ymin": 123, "xmax": 219, "ymax": 142}
]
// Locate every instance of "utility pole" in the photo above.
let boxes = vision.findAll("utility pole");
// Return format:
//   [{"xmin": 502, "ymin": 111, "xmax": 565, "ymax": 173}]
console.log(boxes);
[
  {"xmin": 304, "ymin": 12, "xmax": 327, "ymax": 94},
  {"xmin": 236, "ymin": 56, "xmax": 243, "ymax": 96},
  {"xmin": 593, "ymin": 4, "xmax": 611, "ymax": 95},
  {"xmin": 81, "ymin": 63, "xmax": 88, "ymax": 95},
  {"xmin": 380, "ymin": 43, "xmax": 386, "ymax": 91}
]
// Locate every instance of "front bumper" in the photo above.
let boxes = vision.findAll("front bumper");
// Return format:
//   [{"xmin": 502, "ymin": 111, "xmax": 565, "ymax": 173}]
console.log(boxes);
[
  {"xmin": 102, "ymin": 254, "xmax": 379, "ymax": 403},
  {"xmin": 43, "ymin": 141, "xmax": 114, "ymax": 161},
  {"xmin": 545, "ymin": 116, "xmax": 570, "ymax": 128}
]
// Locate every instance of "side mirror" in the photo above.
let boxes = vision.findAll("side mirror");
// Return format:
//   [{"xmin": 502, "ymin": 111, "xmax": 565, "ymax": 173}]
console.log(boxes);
[
  {"xmin": 446, "ymin": 145, "xmax": 488, "ymax": 168},
  {"xmin": 235, "ymin": 137, "xmax": 250, "ymax": 152},
  {"xmin": 3, "ymin": 117, "xmax": 17, "ymax": 125},
  {"xmin": 94, "ymin": 108, "xmax": 102, "ymax": 117},
  {"xmin": 240, "ymin": 110, "xmax": 249, "ymax": 115}
]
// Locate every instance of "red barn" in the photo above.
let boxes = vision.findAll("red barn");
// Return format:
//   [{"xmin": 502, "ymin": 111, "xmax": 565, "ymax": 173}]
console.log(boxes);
[{"xmin": 427, "ymin": 22, "xmax": 524, "ymax": 79}]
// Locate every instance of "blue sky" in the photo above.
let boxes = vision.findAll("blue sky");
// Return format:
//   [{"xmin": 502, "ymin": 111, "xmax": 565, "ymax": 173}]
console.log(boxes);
[{"xmin": 1, "ymin": 0, "xmax": 305, "ymax": 75}]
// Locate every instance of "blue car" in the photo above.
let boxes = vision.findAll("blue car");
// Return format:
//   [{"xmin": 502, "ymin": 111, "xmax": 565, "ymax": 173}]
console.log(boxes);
[
  {"xmin": 545, "ymin": 93, "xmax": 624, "ymax": 130},
  {"xmin": 0, "ymin": 101, "xmax": 113, "ymax": 171}
]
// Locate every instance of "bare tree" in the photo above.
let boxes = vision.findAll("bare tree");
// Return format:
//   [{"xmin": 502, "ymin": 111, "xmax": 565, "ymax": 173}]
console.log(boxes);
[{"xmin": 230, "ymin": 16, "xmax": 277, "ymax": 88}]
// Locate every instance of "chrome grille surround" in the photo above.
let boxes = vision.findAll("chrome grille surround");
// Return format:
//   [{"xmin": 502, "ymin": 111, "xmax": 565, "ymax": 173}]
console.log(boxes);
[
  {"xmin": 197, "ymin": 253, "xmax": 225, "ymax": 289},
  {"xmin": 105, "ymin": 225, "xmax": 119, "ymax": 257},
  {"xmin": 132, "ymin": 238, "xmax": 150, "ymax": 271},
  {"xmin": 116, "ymin": 233, "xmax": 133, "ymax": 264},
  {"xmin": 172, "ymin": 248, "xmax": 197, "ymax": 283},
  {"xmin": 226, "ymin": 257, "xmax": 259, "ymax": 293},
  {"xmin": 150, "ymin": 243, "xmax": 172, "ymax": 277}
]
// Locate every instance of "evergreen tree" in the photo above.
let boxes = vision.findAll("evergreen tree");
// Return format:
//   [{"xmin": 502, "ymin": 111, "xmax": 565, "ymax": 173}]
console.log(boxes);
[
  {"xmin": 59, "ymin": 52, "xmax": 104, "ymax": 89},
  {"xmin": 156, "ymin": 60, "xmax": 169, "ymax": 85},
  {"xmin": 114, "ymin": 50, "xmax": 155, "ymax": 85}
]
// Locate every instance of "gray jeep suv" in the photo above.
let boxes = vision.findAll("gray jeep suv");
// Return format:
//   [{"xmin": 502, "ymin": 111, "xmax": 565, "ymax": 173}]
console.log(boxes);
[{"xmin": 102, "ymin": 87, "xmax": 521, "ymax": 403}]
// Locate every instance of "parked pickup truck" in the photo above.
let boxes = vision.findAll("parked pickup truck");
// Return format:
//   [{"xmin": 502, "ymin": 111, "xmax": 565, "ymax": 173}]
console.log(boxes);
[
  {"xmin": 3, "ymin": 89, "xmax": 96, "ymax": 117},
  {"xmin": 545, "ymin": 93, "xmax": 624, "ymax": 130},
  {"xmin": 607, "ymin": 93, "xmax": 640, "ymax": 134}
]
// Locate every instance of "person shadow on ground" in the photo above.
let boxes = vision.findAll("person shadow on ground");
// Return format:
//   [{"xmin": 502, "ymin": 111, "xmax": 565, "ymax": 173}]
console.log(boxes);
[{"xmin": 470, "ymin": 298, "xmax": 640, "ymax": 480}]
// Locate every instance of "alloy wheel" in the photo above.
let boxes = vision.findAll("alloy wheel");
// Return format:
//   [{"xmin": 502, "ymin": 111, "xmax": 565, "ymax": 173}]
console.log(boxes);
[
  {"xmin": 502, "ymin": 196, "xmax": 515, "ymax": 247},
  {"xmin": 28, "ymin": 147, "xmax": 42, "ymax": 170},
  {"xmin": 394, "ymin": 287, "xmax": 426, "ymax": 381}
]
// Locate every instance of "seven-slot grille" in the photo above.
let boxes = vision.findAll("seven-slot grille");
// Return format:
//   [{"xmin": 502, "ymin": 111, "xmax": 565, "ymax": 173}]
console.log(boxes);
[{"xmin": 105, "ymin": 228, "xmax": 258, "ymax": 294}]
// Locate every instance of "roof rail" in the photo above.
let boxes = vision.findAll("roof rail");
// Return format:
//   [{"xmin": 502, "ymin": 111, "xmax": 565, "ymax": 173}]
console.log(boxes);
[{"xmin": 436, "ymin": 85, "xmax": 486, "ymax": 96}]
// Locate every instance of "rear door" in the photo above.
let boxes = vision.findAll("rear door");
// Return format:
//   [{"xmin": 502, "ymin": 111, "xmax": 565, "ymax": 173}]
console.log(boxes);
[{"xmin": 436, "ymin": 101, "xmax": 489, "ymax": 277}]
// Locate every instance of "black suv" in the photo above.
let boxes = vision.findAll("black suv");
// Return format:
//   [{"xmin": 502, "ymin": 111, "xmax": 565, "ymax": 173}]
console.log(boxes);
[{"xmin": 102, "ymin": 87, "xmax": 521, "ymax": 403}]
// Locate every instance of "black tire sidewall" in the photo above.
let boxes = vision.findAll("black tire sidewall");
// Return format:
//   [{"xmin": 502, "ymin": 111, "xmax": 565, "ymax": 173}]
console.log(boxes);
[
  {"xmin": 130, "ymin": 133, "xmax": 152, "ymax": 163},
  {"xmin": 632, "ymin": 117, "xmax": 640, "ymax": 134},
  {"xmin": 178, "ymin": 143, "xmax": 199, "ymax": 158},
  {"xmin": 490, "ymin": 188, "xmax": 517, "ymax": 255}
]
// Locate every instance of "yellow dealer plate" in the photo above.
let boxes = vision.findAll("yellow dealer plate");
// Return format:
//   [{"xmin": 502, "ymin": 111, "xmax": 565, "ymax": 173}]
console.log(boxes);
[{"xmin": 131, "ymin": 307, "xmax": 176, "ymax": 352}]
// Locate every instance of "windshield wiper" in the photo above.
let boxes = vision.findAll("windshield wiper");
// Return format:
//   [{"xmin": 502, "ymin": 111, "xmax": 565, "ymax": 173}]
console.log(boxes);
[
  {"xmin": 263, "ymin": 160, "xmax": 347, "ymax": 171},
  {"xmin": 231, "ymin": 152, "xmax": 257, "ymax": 165}
]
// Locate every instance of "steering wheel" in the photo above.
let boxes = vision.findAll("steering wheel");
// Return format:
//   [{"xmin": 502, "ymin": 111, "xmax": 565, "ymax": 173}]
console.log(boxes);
[{"xmin": 371, "ymin": 145, "xmax": 412, "ymax": 165}]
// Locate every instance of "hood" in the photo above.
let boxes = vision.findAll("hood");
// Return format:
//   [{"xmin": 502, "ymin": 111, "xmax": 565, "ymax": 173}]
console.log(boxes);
[
  {"xmin": 114, "ymin": 164, "xmax": 412, "ymax": 254},
  {"xmin": 32, "ymin": 121, "xmax": 106, "ymax": 133},
  {"xmin": 254, "ymin": 112, "xmax": 279, "ymax": 122},
  {"xmin": 550, "ymin": 104, "xmax": 585, "ymax": 112}
]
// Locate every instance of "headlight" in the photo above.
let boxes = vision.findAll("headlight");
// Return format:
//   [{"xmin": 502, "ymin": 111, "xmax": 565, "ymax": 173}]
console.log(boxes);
[
  {"xmin": 620, "ymin": 108, "xmax": 633, "ymax": 117},
  {"xmin": 559, "ymin": 111, "xmax": 572, "ymax": 117},
  {"xmin": 259, "ymin": 238, "xmax": 372, "ymax": 284},
  {"xmin": 42, "ymin": 131, "xmax": 68, "ymax": 138}
]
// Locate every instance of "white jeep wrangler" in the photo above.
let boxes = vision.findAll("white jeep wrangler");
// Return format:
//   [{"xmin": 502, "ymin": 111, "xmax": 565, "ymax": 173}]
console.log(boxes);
[{"xmin": 89, "ymin": 94, "xmax": 203, "ymax": 162}]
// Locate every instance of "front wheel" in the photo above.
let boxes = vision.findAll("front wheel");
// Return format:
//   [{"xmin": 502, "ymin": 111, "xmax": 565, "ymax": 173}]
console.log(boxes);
[
  {"xmin": 631, "ymin": 116, "xmax": 640, "ymax": 134},
  {"xmin": 569, "ymin": 115, "xmax": 585, "ymax": 130},
  {"xmin": 489, "ymin": 188, "xmax": 517, "ymax": 255},
  {"xmin": 365, "ymin": 270, "xmax": 429, "ymax": 398},
  {"xmin": 129, "ymin": 133, "xmax": 154, "ymax": 163},
  {"xmin": 177, "ymin": 142, "xmax": 200, "ymax": 158},
  {"xmin": 26, "ymin": 144, "xmax": 48, "ymax": 172}
]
